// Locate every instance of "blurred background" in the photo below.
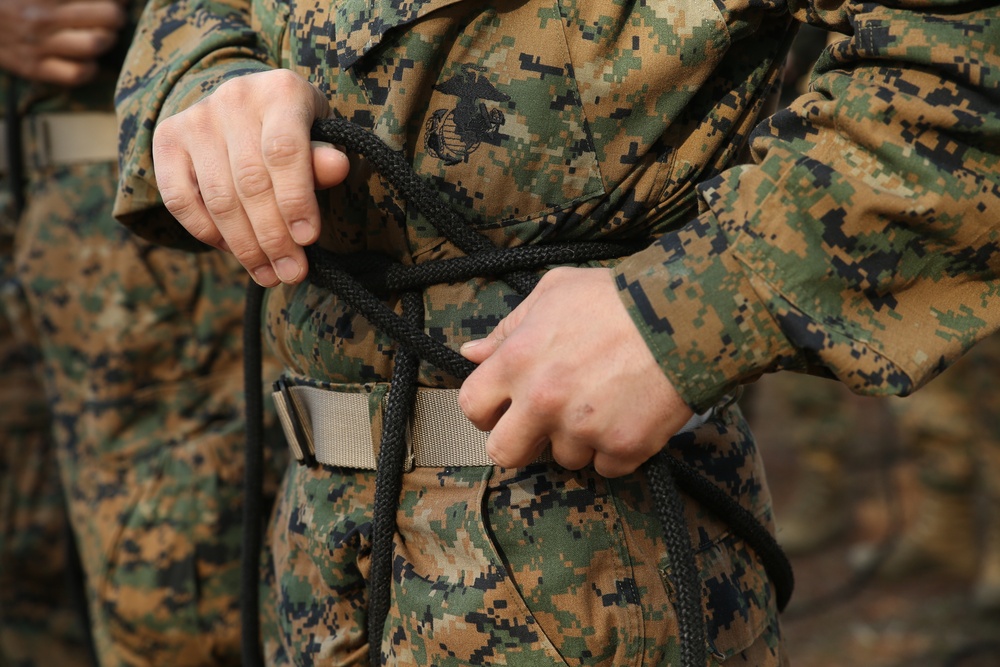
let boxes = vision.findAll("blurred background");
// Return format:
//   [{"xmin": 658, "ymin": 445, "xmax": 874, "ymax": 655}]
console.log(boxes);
[{"xmin": 746, "ymin": 366, "xmax": 1000, "ymax": 667}]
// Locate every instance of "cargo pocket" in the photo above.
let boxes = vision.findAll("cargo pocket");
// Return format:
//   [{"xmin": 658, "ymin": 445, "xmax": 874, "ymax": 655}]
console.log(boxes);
[
  {"xmin": 93, "ymin": 374, "xmax": 247, "ymax": 666},
  {"xmin": 480, "ymin": 464, "xmax": 647, "ymax": 666},
  {"xmin": 694, "ymin": 524, "xmax": 779, "ymax": 664}
]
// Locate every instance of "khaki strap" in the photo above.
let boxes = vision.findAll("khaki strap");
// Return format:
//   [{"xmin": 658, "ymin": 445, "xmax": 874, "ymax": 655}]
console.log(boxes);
[
  {"xmin": 273, "ymin": 377, "xmax": 715, "ymax": 470},
  {"xmin": 273, "ymin": 381, "xmax": 502, "ymax": 469},
  {"xmin": 0, "ymin": 112, "xmax": 119, "ymax": 173}
]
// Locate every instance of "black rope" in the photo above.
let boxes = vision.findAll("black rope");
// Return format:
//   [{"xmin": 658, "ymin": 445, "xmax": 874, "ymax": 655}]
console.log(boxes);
[
  {"xmin": 666, "ymin": 455, "xmax": 794, "ymax": 611},
  {"xmin": 240, "ymin": 117, "xmax": 794, "ymax": 667},
  {"xmin": 648, "ymin": 451, "xmax": 708, "ymax": 666},
  {"xmin": 310, "ymin": 241, "xmax": 641, "ymax": 297},
  {"xmin": 241, "ymin": 278, "xmax": 266, "ymax": 667},
  {"xmin": 366, "ymin": 291, "xmax": 423, "ymax": 666},
  {"xmin": 304, "ymin": 246, "xmax": 478, "ymax": 381},
  {"xmin": 310, "ymin": 118, "xmax": 538, "ymax": 296}
]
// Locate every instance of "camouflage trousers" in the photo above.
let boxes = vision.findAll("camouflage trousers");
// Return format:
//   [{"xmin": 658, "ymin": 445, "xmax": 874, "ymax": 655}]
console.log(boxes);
[
  {"xmin": 0, "ymin": 197, "xmax": 93, "ymax": 667},
  {"xmin": 260, "ymin": 394, "xmax": 786, "ymax": 666},
  {"xmin": 12, "ymin": 160, "xmax": 283, "ymax": 667}
]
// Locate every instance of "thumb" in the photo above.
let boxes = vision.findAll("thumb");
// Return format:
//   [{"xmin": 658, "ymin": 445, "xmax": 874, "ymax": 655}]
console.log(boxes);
[
  {"xmin": 312, "ymin": 142, "xmax": 350, "ymax": 190},
  {"xmin": 460, "ymin": 298, "xmax": 532, "ymax": 364}
]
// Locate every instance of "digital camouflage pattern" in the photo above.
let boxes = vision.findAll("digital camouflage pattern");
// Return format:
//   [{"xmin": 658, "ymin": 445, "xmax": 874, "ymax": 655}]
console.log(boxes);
[
  {"xmin": 0, "ymin": 191, "xmax": 93, "ymax": 667},
  {"xmin": 113, "ymin": 0, "xmax": 1000, "ymax": 664},
  {"xmin": 14, "ymin": 157, "xmax": 285, "ymax": 667},
  {"xmin": 2, "ymin": 2, "xmax": 285, "ymax": 665},
  {"xmin": 261, "ymin": 400, "xmax": 780, "ymax": 666}
]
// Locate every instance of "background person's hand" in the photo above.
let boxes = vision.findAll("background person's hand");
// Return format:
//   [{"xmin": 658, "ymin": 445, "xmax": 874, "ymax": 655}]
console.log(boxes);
[
  {"xmin": 458, "ymin": 266, "xmax": 694, "ymax": 478},
  {"xmin": 152, "ymin": 69, "xmax": 350, "ymax": 286},
  {"xmin": 0, "ymin": 0, "xmax": 128, "ymax": 86}
]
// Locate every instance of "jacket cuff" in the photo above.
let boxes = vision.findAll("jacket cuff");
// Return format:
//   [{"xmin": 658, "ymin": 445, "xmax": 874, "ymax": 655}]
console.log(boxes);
[
  {"xmin": 114, "ymin": 58, "xmax": 271, "ymax": 250},
  {"xmin": 613, "ymin": 210, "xmax": 796, "ymax": 412}
]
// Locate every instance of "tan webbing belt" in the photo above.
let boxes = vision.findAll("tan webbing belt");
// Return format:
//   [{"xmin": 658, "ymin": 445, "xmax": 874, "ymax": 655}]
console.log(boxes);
[
  {"xmin": 273, "ymin": 377, "xmax": 714, "ymax": 470},
  {"xmin": 273, "ymin": 380, "xmax": 508, "ymax": 468},
  {"xmin": 0, "ymin": 111, "xmax": 119, "ymax": 173}
]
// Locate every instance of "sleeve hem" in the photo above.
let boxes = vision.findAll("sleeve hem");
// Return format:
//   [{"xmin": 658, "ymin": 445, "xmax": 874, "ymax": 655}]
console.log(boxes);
[{"xmin": 613, "ymin": 210, "xmax": 796, "ymax": 412}]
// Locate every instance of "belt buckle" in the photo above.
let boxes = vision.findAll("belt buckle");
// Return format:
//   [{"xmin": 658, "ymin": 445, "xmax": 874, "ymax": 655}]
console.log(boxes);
[
  {"xmin": 403, "ymin": 417, "xmax": 416, "ymax": 473},
  {"xmin": 274, "ymin": 376, "xmax": 317, "ymax": 467}
]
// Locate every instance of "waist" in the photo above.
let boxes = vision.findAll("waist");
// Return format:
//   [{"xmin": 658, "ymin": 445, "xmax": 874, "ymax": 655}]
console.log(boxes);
[
  {"xmin": 272, "ymin": 373, "xmax": 716, "ymax": 470},
  {"xmin": 265, "ymin": 259, "xmax": 599, "ymax": 386}
]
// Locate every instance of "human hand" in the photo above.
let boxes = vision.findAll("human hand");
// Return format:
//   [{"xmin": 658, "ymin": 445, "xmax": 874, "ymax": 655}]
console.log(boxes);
[
  {"xmin": 458, "ymin": 266, "xmax": 694, "ymax": 478},
  {"xmin": 152, "ymin": 69, "xmax": 350, "ymax": 286},
  {"xmin": 0, "ymin": 0, "xmax": 127, "ymax": 86}
]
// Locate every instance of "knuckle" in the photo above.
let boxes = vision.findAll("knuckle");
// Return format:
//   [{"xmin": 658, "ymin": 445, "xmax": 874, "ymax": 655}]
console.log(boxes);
[
  {"xmin": 595, "ymin": 459, "xmax": 635, "ymax": 478},
  {"xmin": 601, "ymin": 433, "xmax": 637, "ymax": 459},
  {"xmin": 233, "ymin": 163, "xmax": 273, "ymax": 199},
  {"xmin": 158, "ymin": 186, "xmax": 200, "ymax": 221},
  {"xmin": 213, "ymin": 76, "xmax": 254, "ymax": 105},
  {"xmin": 499, "ymin": 334, "xmax": 531, "ymax": 366},
  {"xmin": 486, "ymin": 441, "xmax": 518, "ymax": 468},
  {"xmin": 525, "ymin": 379, "xmax": 563, "ymax": 416},
  {"xmin": 558, "ymin": 457, "xmax": 589, "ymax": 472},
  {"xmin": 253, "ymin": 225, "xmax": 294, "ymax": 256},
  {"xmin": 84, "ymin": 30, "xmax": 111, "ymax": 55},
  {"xmin": 566, "ymin": 420, "xmax": 601, "ymax": 444},
  {"xmin": 262, "ymin": 133, "xmax": 306, "ymax": 167},
  {"xmin": 199, "ymin": 183, "xmax": 241, "ymax": 217},
  {"xmin": 153, "ymin": 117, "xmax": 186, "ymax": 150},
  {"xmin": 267, "ymin": 68, "xmax": 308, "ymax": 94},
  {"xmin": 227, "ymin": 237, "xmax": 266, "ymax": 267},
  {"xmin": 62, "ymin": 63, "xmax": 95, "ymax": 87},
  {"xmin": 275, "ymin": 191, "xmax": 316, "ymax": 219},
  {"xmin": 180, "ymin": 218, "xmax": 222, "ymax": 246},
  {"xmin": 457, "ymin": 386, "xmax": 481, "ymax": 422}
]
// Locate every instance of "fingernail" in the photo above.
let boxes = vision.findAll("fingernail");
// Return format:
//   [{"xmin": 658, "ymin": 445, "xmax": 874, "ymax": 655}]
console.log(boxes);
[
  {"xmin": 252, "ymin": 265, "xmax": 277, "ymax": 286},
  {"xmin": 290, "ymin": 220, "xmax": 314, "ymax": 245},
  {"xmin": 274, "ymin": 257, "xmax": 302, "ymax": 283},
  {"xmin": 460, "ymin": 339, "xmax": 486, "ymax": 352}
]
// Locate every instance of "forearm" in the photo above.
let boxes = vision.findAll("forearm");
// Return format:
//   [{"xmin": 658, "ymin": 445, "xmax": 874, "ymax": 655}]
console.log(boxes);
[{"xmin": 616, "ymin": 0, "xmax": 1000, "ymax": 410}]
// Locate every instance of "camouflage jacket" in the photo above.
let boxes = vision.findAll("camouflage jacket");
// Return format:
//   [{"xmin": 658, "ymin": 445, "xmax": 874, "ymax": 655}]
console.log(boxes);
[{"xmin": 114, "ymin": 0, "xmax": 1000, "ymax": 410}]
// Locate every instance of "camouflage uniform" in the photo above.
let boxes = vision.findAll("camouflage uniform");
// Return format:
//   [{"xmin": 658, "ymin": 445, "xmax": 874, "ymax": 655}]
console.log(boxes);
[
  {"xmin": 4, "ymin": 4, "xmax": 284, "ymax": 666},
  {"xmin": 0, "ymin": 135, "xmax": 93, "ymax": 666},
  {"xmin": 114, "ymin": 0, "xmax": 1000, "ymax": 665}
]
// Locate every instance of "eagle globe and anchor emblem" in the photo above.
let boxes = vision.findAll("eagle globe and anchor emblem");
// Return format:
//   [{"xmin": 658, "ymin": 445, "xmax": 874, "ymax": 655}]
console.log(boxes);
[{"xmin": 425, "ymin": 64, "xmax": 510, "ymax": 165}]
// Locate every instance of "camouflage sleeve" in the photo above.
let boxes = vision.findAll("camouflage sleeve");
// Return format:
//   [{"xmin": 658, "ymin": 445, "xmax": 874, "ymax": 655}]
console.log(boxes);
[
  {"xmin": 614, "ymin": 0, "xmax": 1000, "ymax": 412},
  {"xmin": 113, "ymin": 0, "xmax": 278, "ymax": 249}
]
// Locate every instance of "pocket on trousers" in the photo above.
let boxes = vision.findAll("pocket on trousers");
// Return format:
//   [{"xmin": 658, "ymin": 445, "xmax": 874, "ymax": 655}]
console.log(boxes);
[
  {"xmin": 481, "ymin": 464, "xmax": 646, "ymax": 666},
  {"xmin": 696, "ymin": 525, "xmax": 778, "ymax": 663}
]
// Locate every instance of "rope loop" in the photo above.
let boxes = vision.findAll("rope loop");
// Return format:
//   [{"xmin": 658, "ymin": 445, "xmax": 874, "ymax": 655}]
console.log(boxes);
[{"xmin": 242, "ymin": 117, "xmax": 794, "ymax": 667}]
